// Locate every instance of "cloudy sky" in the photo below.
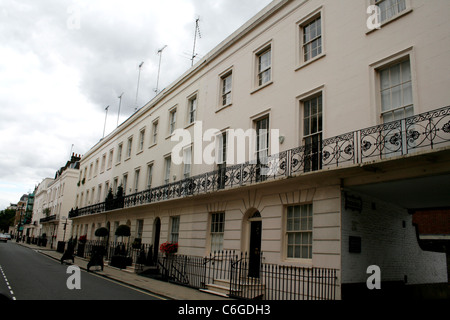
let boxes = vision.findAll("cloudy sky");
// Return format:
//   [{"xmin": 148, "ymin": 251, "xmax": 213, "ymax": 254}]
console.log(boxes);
[{"xmin": 0, "ymin": 0, "xmax": 273, "ymax": 210}]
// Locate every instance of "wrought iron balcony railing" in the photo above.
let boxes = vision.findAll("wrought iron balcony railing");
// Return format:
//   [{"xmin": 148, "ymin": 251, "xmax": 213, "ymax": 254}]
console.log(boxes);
[
  {"xmin": 40, "ymin": 214, "xmax": 58, "ymax": 223},
  {"xmin": 69, "ymin": 106, "xmax": 450, "ymax": 219}
]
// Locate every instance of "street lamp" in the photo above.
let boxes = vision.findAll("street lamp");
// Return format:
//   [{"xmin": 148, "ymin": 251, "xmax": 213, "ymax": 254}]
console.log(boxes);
[{"xmin": 16, "ymin": 203, "xmax": 25, "ymax": 242}]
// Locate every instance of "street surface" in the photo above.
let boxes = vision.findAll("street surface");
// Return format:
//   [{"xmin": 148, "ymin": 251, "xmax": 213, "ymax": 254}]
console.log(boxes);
[{"xmin": 0, "ymin": 241, "xmax": 164, "ymax": 300}]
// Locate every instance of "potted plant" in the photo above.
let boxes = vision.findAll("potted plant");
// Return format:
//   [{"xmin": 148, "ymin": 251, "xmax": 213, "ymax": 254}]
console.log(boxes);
[
  {"xmin": 105, "ymin": 188, "xmax": 114, "ymax": 211},
  {"xmin": 95, "ymin": 227, "xmax": 109, "ymax": 238},
  {"xmin": 115, "ymin": 185, "xmax": 124, "ymax": 209},
  {"xmin": 160, "ymin": 241, "xmax": 178, "ymax": 256},
  {"xmin": 110, "ymin": 225, "xmax": 132, "ymax": 269},
  {"xmin": 94, "ymin": 227, "xmax": 109, "ymax": 255},
  {"xmin": 132, "ymin": 238, "xmax": 142, "ymax": 249}
]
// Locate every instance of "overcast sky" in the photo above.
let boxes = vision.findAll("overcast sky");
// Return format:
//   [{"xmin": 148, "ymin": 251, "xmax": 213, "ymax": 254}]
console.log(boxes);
[{"xmin": 0, "ymin": 0, "xmax": 273, "ymax": 210}]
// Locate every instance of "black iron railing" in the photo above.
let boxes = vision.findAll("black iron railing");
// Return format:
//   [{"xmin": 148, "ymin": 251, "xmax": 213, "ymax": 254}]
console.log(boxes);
[
  {"xmin": 229, "ymin": 253, "xmax": 337, "ymax": 300},
  {"xmin": 68, "ymin": 240, "xmax": 155, "ymax": 270},
  {"xmin": 156, "ymin": 250, "xmax": 337, "ymax": 300},
  {"xmin": 40, "ymin": 215, "xmax": 58, "ymax": 223},
  {"xmin": 69, "ymin": 106, "xmax": 450, "ymax": 219}
]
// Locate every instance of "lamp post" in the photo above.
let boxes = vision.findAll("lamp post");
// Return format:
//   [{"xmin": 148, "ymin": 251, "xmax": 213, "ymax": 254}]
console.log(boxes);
[{"xmin": 16, "ymin": 203, "xmax": 24, "ymax": 242}]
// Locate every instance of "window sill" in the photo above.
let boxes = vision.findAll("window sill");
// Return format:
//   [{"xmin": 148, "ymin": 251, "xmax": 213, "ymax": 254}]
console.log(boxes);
[
  {"xmin": 295, "ymin": 53, "xmax": 326, "ymax": 72},
  {"xmin": 365, "ymin": 8, "xmax": 413, "ymax": 35},
  {"xmin": 184, "ymin": 122, "xmax": 195, "ymax": 130},
  {"xmin": 250, "ymin": 81, "xmax": 273, "ymax": 95},
  {"xmin": 215, "ymin": 103, "xmax": 233, "ymax": 113},
  {"xmin": 282, "ymin": 257, "xmax": 313, "ymax": 266},
  {"xmin": 148, "ymin": 143, "xmax": 157, "ymax": 149},
  {"xmin": 136, "ymin": 150, "xmax": 144, "ymax": 156}
]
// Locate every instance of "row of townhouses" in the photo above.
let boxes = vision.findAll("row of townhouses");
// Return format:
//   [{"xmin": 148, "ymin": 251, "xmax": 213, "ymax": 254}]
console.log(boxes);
[{"xmin": 15, "ymin": 0, "xmax": 450, "ymax": 300}]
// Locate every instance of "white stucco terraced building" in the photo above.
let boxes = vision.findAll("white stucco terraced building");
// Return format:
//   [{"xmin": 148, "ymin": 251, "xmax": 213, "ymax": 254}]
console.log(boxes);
[{"xmin": 68, "ymin": 0, "xmax": 450, "ymax": 299}]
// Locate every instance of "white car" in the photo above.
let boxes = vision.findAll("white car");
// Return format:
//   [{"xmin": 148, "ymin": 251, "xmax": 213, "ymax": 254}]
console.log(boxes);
[{"xmin": 0, "ymin": 234, "xmax": 8, "ymax": 242}]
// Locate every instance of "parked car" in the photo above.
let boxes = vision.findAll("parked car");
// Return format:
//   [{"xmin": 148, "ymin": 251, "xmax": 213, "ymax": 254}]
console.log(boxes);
[{"xmin": 0, "ymin": 234, "xmax": 8, "ymax": 242}]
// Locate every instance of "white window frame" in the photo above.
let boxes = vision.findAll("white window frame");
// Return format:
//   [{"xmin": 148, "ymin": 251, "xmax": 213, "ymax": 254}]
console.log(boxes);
[
  {"xmin": 296, "ymin": 7, "xmax": 325, "ymax": 70},
  {"xmin": 169, "ymin": 107, "xmax": 177, "ymax": 135},
  {"xmin": 366, "ymin": 0, "xmax": 412, "ymax": 33},
  {"xmin": 285, "ymin": 204, "xmax": 313, "ymax": 261},
  {"xmin": 170, "ymin": 216, "xmax": 180, "ymax": 243},
  {"xmin": 256, "ymin": 46, "xmax": 272, "ymax": 87},
  {"xmin": 210, "ymin": 212, "xmax": 225, "ymax": 253},
  {"xmin": 164, "ymin": 155, "xmax": 172, "ymax": 184},
  {"xmin": 138, "ymin": 128, "xmax": 145, "ymax": 152},
  {"xmin": 369, "ymin": 47, "xmax": 417, "ymax": 126},
  {"xmin": 117, "ymin": 143, "xmax": 123, "ymax": 164},
  {"xmin": 187, "ymin": 94, "xmax": 197, "ymax": 125},
  {"xmin": 122, "ymin": 173, "xmax": 128, "ymax": 195},
  {"xmin": 108, "ymin": 149, "xmax": 114, "ymax": 169},
  {"xmin": 183, "ymin": 145, "xmax": 192, "ymax": 178},
  {"xmin": 134, "ymin": 168, "xmax": 140, "ymax": 193},
  {"xmin": 127, "ymin": 136, "xmax": 133, "ymax": 159},
  {"xmin": 219, "ymin": 69, "xmax": 233, "ymax": 109},
  {"xmin": 151, "ymin": 119, "xmax": 159, "ymax": 146},
  {"xmin": 146, "ymin": 162, "xmax": 153, "ymax": 189},
  {"xmin": 378, "ymin": 58, "xmax": 414, "ymax": 123}
]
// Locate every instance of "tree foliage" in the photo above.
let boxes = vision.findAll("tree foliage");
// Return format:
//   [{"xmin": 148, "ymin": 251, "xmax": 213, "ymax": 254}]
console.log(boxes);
[{"xmin": 0, "ymin": 209, "xmax": 16, "ymax": 233}]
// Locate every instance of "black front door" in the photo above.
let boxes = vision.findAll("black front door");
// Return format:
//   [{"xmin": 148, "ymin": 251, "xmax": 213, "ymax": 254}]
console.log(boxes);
[
  {"xmin": 248, "ymin": 220, "xmax": 262, "ymax": 278},
  {"xmin": 153, "ymin": 218, "xmax": 161, "ymax": 263}
]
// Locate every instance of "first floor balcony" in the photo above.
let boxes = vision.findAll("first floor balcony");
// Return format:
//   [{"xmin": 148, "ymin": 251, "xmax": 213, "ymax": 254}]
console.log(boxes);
[{"xmin": 69, "ymin": 105, "xmax": 450, "ymax": 219}]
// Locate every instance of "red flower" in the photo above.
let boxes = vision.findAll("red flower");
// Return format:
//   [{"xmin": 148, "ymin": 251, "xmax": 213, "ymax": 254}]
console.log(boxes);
[{"xmin": 160, "ymin": 241, "xmax": 178, "ymax": 254}]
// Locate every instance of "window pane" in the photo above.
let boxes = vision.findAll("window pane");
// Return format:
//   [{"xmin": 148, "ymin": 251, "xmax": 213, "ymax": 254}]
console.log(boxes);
[
  {"xmin": 380, "ymin": 69, "xmax": 391, "ymax": 90},
  {"xmin": 381, "ymin": 89, "xmax": 391, "ymax": 111},
  {"xmin": 390, "ymin": 64, "xmax": 401, "ymax": 86},
  {"xmin": 401, "ymin": 60, "xmax": 411, "ymax": 82},
  {"xmin": 391, "ymin": 85, "xmax": 402, "ymax": 109},
  {"xmin": 402, "ymin": 82, "xmax": 413, "ymax": 107}
]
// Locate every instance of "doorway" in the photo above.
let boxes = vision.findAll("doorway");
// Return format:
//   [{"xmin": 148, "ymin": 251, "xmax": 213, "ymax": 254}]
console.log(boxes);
[
  {"xmin": 248, "ymin": 211, "xmax": 262, "ymax": 278},
  {"xmin": 152, "ymin": 217, "xmax": 161, "ymax": 263}
]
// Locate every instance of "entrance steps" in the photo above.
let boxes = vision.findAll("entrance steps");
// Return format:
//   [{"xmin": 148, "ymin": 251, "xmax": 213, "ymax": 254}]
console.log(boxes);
[{"xmin": 200, "ymin": 278, "xmax": 265, "ymax": 299}]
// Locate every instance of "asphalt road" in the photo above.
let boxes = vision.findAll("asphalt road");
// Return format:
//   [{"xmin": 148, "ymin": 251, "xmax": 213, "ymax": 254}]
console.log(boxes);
[{"xmin": 0, "ymin": 241, "xmax": 165, "ymax": 300}]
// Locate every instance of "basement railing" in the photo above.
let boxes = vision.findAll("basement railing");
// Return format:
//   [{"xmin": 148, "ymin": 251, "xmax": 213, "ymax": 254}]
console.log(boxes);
[{"xmin": 69, "ymin": 106, "xmax": 450, "ymax": 219}]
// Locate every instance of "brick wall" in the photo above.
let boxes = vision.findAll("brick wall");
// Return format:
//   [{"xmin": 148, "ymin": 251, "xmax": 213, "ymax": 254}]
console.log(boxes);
[
  {"xmin": 342, "ymin": 191, "xmax": 447, "ymax": 285},
  {"xmin": 412, "ymin": 209, "xmax": 450, "ymax": 235}
]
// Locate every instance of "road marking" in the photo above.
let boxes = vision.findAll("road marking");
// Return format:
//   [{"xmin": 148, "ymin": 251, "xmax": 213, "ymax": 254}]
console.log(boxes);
[
  {"xmin": 0, "ymin": 265, "xmax": 16, "ymax": 300},
  {"xmin": 87, "ymin": 271, "xmax": 168, "ymax": 300}
]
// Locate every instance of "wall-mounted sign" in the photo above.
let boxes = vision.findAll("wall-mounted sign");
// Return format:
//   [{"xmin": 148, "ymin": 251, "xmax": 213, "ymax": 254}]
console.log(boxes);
[
  {"xmin": 345, "ymin": 193, "xmax": 363, "ymax": 213},
  {"xmin": 349, "ymin": 236, "xmax": 362, "ymax": 253}
]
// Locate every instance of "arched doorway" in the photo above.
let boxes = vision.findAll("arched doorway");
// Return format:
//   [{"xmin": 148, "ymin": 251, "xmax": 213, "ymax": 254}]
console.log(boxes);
[{"xmin": 153, "ymin": 217, "xmax": 161, "ymax": 263}]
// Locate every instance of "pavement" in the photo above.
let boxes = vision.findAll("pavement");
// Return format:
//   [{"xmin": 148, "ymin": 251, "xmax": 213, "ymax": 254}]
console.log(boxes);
[{"xmin": 15, "ymin": 241, "xmax": 230, "ymax": 301}]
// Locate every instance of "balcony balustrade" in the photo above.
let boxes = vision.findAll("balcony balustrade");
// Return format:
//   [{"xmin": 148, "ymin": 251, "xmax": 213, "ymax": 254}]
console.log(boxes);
[{"xmin": 69, "ymin": 106, "xmax": 450, "ymax": 219}]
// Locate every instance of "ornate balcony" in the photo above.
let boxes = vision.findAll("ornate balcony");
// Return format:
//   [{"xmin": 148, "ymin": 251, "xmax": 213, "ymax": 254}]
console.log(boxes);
[
  {"xmin": 69, "ymin": 106, "xmax": 450, "ymax": 219},
  {"xmin": 40, "ymin": 214, "xmax": 59, "ymax": 223}
]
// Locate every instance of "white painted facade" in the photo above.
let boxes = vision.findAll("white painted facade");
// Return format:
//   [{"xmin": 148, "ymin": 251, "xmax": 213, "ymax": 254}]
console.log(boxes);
[
  {"xmin": 69, "ymin": 0, "xmax": 450, "ymax": 298},
  {"xmin": 28, "ymin": 177, "xmax": 54, "ymax": 238},
  {"xmin": 40, "ymin": 157, "xmax": 80, "ymax": 245}
]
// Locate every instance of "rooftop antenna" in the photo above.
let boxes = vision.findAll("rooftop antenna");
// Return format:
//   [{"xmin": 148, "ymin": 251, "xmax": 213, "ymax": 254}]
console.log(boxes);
[
  {"xmin": 135, "ymin": 62, "xmax": 144, "ymax": 111},
  {"xmin": 155, "ymin": 45, "xmax": 167, "ymax": 95},
  {"xmin": 191, "ymin": 17, "xmax": 202, "ymax": 67},
  {"xmin": 117, "ymin": 92, "xmax": 124, "ymax": 127},
  {"xmin": 103, "ymin": 106, "xmax": 109, "ymax": 138}
]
